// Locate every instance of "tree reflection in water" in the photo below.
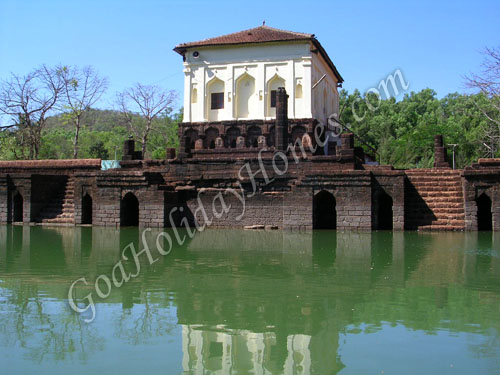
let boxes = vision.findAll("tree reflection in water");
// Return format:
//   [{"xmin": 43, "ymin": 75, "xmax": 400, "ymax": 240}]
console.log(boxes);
[{"xmin": 0, "ymin": 225, "xmax": 499, "ymax": 373}]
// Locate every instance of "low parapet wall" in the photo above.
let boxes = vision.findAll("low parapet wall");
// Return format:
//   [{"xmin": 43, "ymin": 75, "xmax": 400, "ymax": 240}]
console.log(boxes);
[
  {"xmin": 0, "ymin": 159, "xmax": 102, "ymax": 172},
  {"xmin": 0, "ymin": 150, "xmax": 499, "ymax": 231}
]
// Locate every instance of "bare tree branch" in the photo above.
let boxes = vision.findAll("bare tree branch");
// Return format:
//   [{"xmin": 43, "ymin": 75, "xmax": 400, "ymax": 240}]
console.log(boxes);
[
  {"xmin": 61, "ymin": 66, "xmax": 108, "ymax": 158},
  {"xmin": 116, "ymin": 84, "xmax": 177, "ymax": 157},
  {"xmin": 465, "ymin": 45, "xmax": 500, "ymax": 157},
  {"xmin": 0, "ymin": 65, "xmax": 65, "ymax": 159}
]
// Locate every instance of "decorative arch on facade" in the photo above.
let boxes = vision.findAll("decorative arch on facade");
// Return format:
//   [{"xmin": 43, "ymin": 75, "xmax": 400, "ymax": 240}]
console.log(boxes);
[
  {"xmin": 246, "ymin": 126, "xmax": 262, "ymax": 147},
  {"xmin": 235, "ymin": 73, "xmax": 257, "ymax": 119},
  {"xmin": 225, "ymin": 127, "xmax": 241, "ymax": 148},
  {"xmin": 191, "ymin": 86, "xmax": 198, "ymax": 104},
  {"xmin": 204, "ymin": 127, "xmax": 219, "ymax": 149},
  {"xmin": 206, "ymin": 77, "xmax": 225, "ymax": 121},
  {"xmin": 266, "ymin": 74, "xmax": 286, "ymax": 118}
]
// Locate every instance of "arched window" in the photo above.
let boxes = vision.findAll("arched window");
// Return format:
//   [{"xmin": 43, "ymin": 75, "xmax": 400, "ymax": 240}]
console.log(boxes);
[
  {"xmin": 246, "ymin": 126, "xmax": 262, "ymax": 147},
  {"xmin": 204, "ymin": 127, "xmax": 219, "ymax": 149},
  {"xmin": 313, "ymin": 190, "xmax": 336, "ymax": 229},
  {"xmin": 121, "ymin": 192, "xmax": 139, "ymax": 227},
  {"xmin": 225, "ymin": 127, "xmax": 240, "ymax": 148},
  {"xmin": 206, "ymin": 77, "xmax": 225, "ymax": 121},
  {"xmin": 235, "ymin": 73, "xmax": 256, "ymax": 119},
  {"xmin": 266, "ymin": 74, "xmax": 285, "ymax": 117}
]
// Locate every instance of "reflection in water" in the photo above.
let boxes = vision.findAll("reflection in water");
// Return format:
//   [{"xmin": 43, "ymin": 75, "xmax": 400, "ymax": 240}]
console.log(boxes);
[{"xmin": 0, "ymin": 226, "xmax": 500, "ymax": 374}]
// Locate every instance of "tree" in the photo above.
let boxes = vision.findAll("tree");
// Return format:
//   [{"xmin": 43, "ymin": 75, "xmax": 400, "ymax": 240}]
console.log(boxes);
[
  {"xmin": 465, "ymin": 46, "xmax": 500, "ymax": 157},
  {"xmin": 0, "ymin": 65, "xmax": 66, "ymax": 159},
  {"xmin": 116, "ymin": 84, "xmax": 177, "ymax": 157},
  {"xmin": 88, "ymin": 140, "xmax": 109, "ymax": 159},
  {"xmin": 61, "ymin": 66, "xmax": 108, "ymax": 158}
]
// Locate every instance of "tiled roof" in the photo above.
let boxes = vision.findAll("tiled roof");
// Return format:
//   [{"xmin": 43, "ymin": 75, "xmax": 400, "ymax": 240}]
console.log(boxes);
[
  {"xmin": 173, "ymin": 25, "xmax": 343, "ymax": 83},
  {"xmin": 174, "ymin": 25, "xmax": 314, "ymax": 51}
]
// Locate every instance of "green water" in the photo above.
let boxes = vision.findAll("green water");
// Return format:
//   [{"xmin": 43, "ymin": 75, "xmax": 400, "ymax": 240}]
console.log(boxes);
[{"xmin": 1, "ymin": 225, "xmax": 500, "ymax": 374}]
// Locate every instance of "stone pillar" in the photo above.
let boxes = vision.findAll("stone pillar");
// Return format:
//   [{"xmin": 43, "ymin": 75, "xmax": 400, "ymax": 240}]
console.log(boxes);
[
  {"xmin": 123, "ymin": 138, "xmax": 142, "ymax": 160},
  {"xmin": 0, "ymin": 174, "xmax": 7, "ymax": 223},
  {"xmin": 24, "ymin": 177, "xmax": 32, "ymax": 223},
  {"xmin": 178, "ymin": 126, "xmax": 187, "ymax": 159},
  {"xmin": 433, "ymin": 134, "xmax": 450, "ymax": 168},
  {"xmin": 275, "ymin": 87, "xmax": 288, "ymax": 151},
  {"xmin": 340, "ymin": 133, "xmax": 355, "ymax": 161}
]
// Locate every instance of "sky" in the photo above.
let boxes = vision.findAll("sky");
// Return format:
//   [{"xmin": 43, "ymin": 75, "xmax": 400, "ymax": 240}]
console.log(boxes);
[{"xmin": 0, "ymin": 0, "xmax": 499, "ymax": 113}]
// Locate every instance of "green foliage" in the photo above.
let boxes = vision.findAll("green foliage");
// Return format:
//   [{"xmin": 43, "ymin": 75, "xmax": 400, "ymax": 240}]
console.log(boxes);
[
  {"xmin": 0, "ymin": 108, "xmax": 181, "ymax": 160},
  {"xmin": 88, "ymin": 140, "xmax": 109, "ymax": 159},
  {"xmin": 339, "ymin": 89, "xmax": 492, "ymax": 168}
]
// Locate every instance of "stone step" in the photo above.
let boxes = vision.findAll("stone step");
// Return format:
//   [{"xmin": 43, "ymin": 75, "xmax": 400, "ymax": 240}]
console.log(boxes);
[
  {"xmin": 41, "ymin": 218, "xmax": 74, "ymax": 224},
  {"xmin": 407, "ymin": 175, "xmax": 461, "ymax": 180},
  {"xmin": 406, "ymin": 169, "xmax": 461, "ymax": 174},
  {"xmin": 411, "ymin": 191, "xmax": 462, "ymax": 198},
  {"xmin": 418, "ymin": 225, "xmax": 465, "ymax": 231}
]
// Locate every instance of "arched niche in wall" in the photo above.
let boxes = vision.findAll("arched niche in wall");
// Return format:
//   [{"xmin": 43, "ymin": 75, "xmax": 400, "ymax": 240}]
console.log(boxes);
[
  {"xmin": 266, "ymin": 74, "xmax": 285, "ymax": 118},
  {"xmin": 290, "ymin": 125, "xmax": 307, "ymax": 144},
  {"xmin": 191, "ymin": 86, "xmax": 198, "ymax": 104},
  {"xmin": 225, "ymin": 127, "xmax": 241, "ymax": 148},
  {"xmin": 204, "ymin": 127, "xmax": 219, "ymax": 149},
  {"xmin": 235, "ymin": 73, "xmax": 257, "ymax": 119},
  {"xmin": 295, "ymin": 80, "xmax": 304, "ymax": 117},
  {"xmin": 206, "ymin": 77, "xmax": 225, "ymax": 121},
  {"xmin": 184, "ymin": 129, "xmax": 199, "ymax": 154},
  {"xmin": 246, "ymin": 126, "xmax": 262, "ymax": 147}
]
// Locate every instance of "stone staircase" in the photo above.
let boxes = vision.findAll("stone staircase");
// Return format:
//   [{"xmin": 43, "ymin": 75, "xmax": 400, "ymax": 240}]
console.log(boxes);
[
  {"xmin": 35, "ymin": 176, "xmax": 75, "ymax": 224},
  {"xmin": 405, "ymin": 169, "xmax": 465, "ymax": 231}
]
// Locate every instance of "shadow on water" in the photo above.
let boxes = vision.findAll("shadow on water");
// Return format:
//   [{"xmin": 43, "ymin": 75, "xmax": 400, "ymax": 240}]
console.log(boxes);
[{"xmin": 0, "ymin": 225, "xmax": 500, "ymax": 374}]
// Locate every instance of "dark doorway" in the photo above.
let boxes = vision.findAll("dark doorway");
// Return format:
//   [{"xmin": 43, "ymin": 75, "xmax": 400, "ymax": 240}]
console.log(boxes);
[
  {"xmin": 82, "ymin": 194, "xmax": 93, "ymax": 225},
  {"xmin": 374, "ymin": 191, "xmax": 393, "ymax": 230},
  {"xmin": 13, "ymin": 192, "xmax": 23, "ymax": 222},
  {"xmin": 313, "ymin": 190, "xmax": 336, "ymax": 229},
  {"xmin": 121, "ymin": 192, "xmax": 139, "ymax": 227},
  {"xmin": 477, "ymin": 193, "xmax": 492, "ymax": 231}
]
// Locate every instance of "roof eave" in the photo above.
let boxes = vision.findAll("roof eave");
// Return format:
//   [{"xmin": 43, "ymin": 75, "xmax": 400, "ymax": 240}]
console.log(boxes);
[
  {"xmin": 173, "ymin": 37, "xmax": 344, "ymax": 83},
  {"xmin": 173, "ymin": 38, "xmax": 312, "ymax": 55},
  {"xmin": 311, "ymin": 39, "xmax": 344, "ymax": 83}
]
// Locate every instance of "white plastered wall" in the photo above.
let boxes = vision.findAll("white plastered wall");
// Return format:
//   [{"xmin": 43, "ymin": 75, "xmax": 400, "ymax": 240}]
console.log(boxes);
[
  {"xmin": 182, "ymin": 42, "xmax": 316, "ymax": 122},
  {"xmin": 311, "ymin": 52, "xmax": 339, "ymax": 125}
]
